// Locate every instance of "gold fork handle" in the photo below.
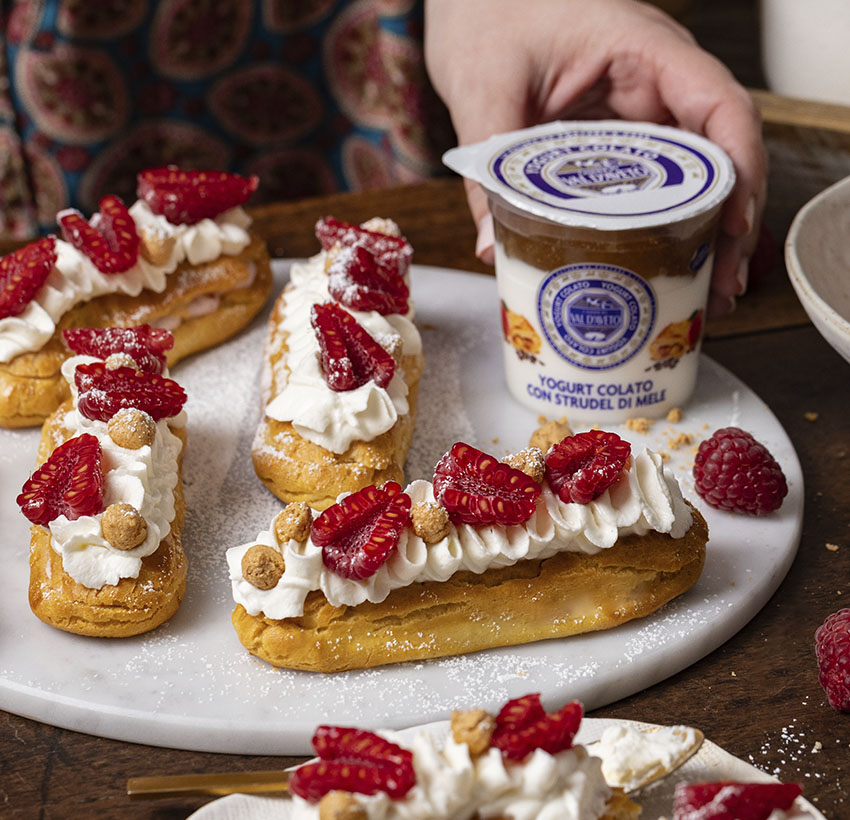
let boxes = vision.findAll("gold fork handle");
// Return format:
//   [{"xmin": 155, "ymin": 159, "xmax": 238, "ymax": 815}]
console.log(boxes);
[{"xmin": 127, "ymin": 769, "xmax": 291, "ymax": 799}]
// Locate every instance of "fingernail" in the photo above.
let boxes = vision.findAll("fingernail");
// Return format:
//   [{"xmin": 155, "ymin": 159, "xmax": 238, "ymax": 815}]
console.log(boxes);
[
  {"xmin": 743, "ymin": 196, "xmax": 756, "ymax": 235},
  {"xmin": 476, "ymin": 214, "xmax": 495, "ymax": 263},
  {"xmin": 737, "ymin": 257, "xmax": 749, "ymax": 295}
]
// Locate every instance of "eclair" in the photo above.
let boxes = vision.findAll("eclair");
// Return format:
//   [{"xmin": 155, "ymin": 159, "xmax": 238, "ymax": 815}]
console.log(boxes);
[
  {"xmin": 284, "ymin": 694, "xmax": 641, "ymax": 819},
  {"xmin": 18, "ymin": 326, "xmax": 188, "ymax": 637},
  {"xmin": 252, "ymin": 216, "xmax": 424, "ymax": 510},
  {"xmin": 229, "ymin": 431, "xmax": 708, "ymax": 673},
  {"xmin": 0, "ymin": 167, "xmax": 272, "ymax": 428}
]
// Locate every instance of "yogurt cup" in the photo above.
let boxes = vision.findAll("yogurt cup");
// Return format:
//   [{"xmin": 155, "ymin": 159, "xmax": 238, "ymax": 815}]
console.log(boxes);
[{"xmin": 444, "ymin": 120, "xmax": 735, "ymax": 424}]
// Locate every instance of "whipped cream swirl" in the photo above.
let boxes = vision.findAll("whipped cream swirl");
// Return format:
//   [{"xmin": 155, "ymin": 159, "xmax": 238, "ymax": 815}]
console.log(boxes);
[
  {"xmin": 45, "ymin": 355, "xmax": 185, "ymax": 589},
  {"xmin": 227, "ymin": 447, "xmax": 692, "ymax": 618},
  {"xmin": 0, "ymin": 201, "xmax": 252, "ymax": 363},
  {"xmin": 288, "ymin": 732, "xmax": 611, "ymax": 820},
  {"xmin": 262, "ymin": 248, "xmax": 421, "ymax": 454}
]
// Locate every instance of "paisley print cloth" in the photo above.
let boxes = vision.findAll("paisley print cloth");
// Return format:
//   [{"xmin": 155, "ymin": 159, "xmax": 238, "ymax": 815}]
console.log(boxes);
[{"xmin": 0, "ymin": 0, "xmax": 454, "ymax": 238}]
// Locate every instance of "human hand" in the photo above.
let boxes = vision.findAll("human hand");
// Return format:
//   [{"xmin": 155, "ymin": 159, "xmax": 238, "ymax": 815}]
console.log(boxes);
[{"xmin": 424, "ymin": 0, "xmax": 766, "ymax": 315}]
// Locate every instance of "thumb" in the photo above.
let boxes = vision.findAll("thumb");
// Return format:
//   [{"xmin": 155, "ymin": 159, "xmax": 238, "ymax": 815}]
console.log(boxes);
[
  {"xmin": 451, "ymin": 99, "xmax": 529, "ymax": 266},
  {"xmin": 464, "ymin": 179, "xmax": 495, "ymax": 265}
]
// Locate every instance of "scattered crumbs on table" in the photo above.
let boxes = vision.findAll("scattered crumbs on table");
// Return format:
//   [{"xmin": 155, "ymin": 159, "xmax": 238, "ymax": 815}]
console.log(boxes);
[
  {"xmin": 749, "ymin": 713, "xmax": 845, "ymax": 808},
  {"xmin": 731, "ymin": 671, "xmax": 737, "ymax": 677},
  {"xmin": 667, "ymin": 432, "xmax": 694, "ymax": 450},
  {"xmin": 625, "ymin": 417, "xmax": 652, "ymax": 433},
  {"xmin": 666, "ymin": 407, "xmax": 683, "ymax": 423},
  {"xmin": 804, "ymin": 411, "xmax": 819, "ymax": 422},
  {"xmin": 826, "ymin": 543, "xmax": 839, "ymax": 552}
]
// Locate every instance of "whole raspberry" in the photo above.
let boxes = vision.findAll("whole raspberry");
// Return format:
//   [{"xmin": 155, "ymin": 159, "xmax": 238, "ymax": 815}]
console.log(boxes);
[
  {"xmin": 815, "ymin": 608, "xmax": 850, "ymax": 711},
  {"xmin": 692, "ymin": 427, "xmax": 787, "ymax": 515}
]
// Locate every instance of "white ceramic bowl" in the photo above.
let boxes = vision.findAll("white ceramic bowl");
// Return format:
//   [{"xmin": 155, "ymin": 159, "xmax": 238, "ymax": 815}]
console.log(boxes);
[{"xmin": 786, "ymin": 173, "xmax": 850, "ymax": 365}]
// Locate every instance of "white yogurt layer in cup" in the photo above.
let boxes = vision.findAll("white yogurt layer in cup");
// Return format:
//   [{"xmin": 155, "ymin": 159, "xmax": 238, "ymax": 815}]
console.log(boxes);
[{"xmin": 444, "ymin": 121, "xmax": 735, "ymax": 424}]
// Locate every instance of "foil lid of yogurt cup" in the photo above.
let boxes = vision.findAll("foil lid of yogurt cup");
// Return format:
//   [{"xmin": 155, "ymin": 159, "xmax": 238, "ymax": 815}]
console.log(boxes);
[{"xmin": 443, "ymin": 120, "xmax": 736, "ymax": 230}]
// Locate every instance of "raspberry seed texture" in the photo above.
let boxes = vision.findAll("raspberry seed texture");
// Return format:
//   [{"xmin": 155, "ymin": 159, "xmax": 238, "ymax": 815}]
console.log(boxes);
[
  {"xmin": 491, "ymin": 693, "xmax": 583, "ymax": 761},
  {"xmin": 433, "ymin": 442, "xmax": 542, "ymax": 526},
  {"xmin": 815, "ymin": 607, "xmax": 850, "ymax": 711},
  {"xmin": 693, "ymin": 427, "xmax": 787, "ymax": 515},
  {"xmin": 544, "ymin": 430, "xmax": 631, "ymax": 505},
  {"xmin": 17, "ymin": 434, "xmax": 104, "ymax": 525},
  {"xmin": 290, "ymin": 726, "xmax": 415, "ymax": 802}
]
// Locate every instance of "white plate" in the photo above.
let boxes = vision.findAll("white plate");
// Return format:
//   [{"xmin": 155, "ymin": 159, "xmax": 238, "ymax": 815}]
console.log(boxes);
[
  {"xmin": 187, "ymin": 718, "xmax": 825, "ymax": 820},
  {"xmin": 0, "ymin": 263, "xmax": 803, "ymax": 754}
]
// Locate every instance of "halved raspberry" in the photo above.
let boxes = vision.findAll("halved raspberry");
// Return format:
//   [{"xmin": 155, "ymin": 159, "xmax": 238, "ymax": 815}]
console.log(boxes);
[
  {"xmin": 693, "ymin": 427, "xmax": 787, "ymax": 515},
  {"xmin": 290, "ymin": 726, "xmax": 416, "ymax": 802},
  {"xmin": 544, "ymin": 430, "xmax": 631, "ymax": 505},
  {"xmin": 328, "ymin": 244, "xmax": 410, "ymax": 315},
  {"xmin": 433, "ymin": 442, "xmax": 542, "ymax": 526},
  {"xmin": 59, "ymin": 195, "xmax": 140, "ymax": 273},
  {"xmin": 137, "ymin": 166, "xmax": 258, "ymax": 225},
  {"xmin": 17, "ymin": 434, "xmax": 104, "ymax": 526},
  {"xmin": 311, "ymin": 482, "xmax": 411, "ymax": 580},
  {"xmin": 491, "ymin": 693, "xmax": 583, "ymax": 761},
  {"xmin": 815, "ymin": 607, "xmax": 850, "ymax": 711},
  {"xmin": 673, "ymin": 781, "xmax": 802, "ymax": 820},
  {"xmin": 0, "ymin": 237, "xmax": 57, "ymax": 320},
  {"xmin": 311, "ymin": 301, "xmax": 396, "ymax": 391},
  {"xmin": 315, "ymin": 216, "xmax": 412, "ymax": 273},
  {"xmin": 75, "ymin": 362, "xmax": 186, "ymax": 422},
  {"xmin": 63, "ymin": 325, "xmax": 173, "ymax": 374}
]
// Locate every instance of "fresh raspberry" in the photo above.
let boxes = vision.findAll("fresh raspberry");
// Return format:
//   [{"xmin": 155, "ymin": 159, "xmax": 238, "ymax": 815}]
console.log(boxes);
[
  {"xmin": 311, "ymin": 301, "xmax": 396, "ymax": 392},
  {"xmin": 815, "ymin": 607, "xmax": 850, "ymax": 711},
  {"xmin": 0, "ymin": 237, "xmax": 57, "ymax": 320},
  {"xmin": 544, "ymin": 430, "xmax": 631, "ymax": 505},
  {"xmin": 433, "ymin": 442, "xmax": 542, "ymax": 526},
  {"xmin": 315, "ymin": 216, "xmax": 412, "ymax": 273},
  {"xmin": 491, "ymin": 693, "xmax": 583, "ymax": 761},
  {"xmin": 59, "ymin": 195, "xmax": 139, "ymax": 273},
  {"xmin": 17, "ymin": 434, "xmax": 104, "ymax": 526},
  {"xmin": 327, "ymin": 244, "xmax": 410, "ymax": 315},
  {"xmin": 290, "ymin": 726, "xmax": 415, "ymax": 802},
  {"xmin": 693, "ymin": 427, "xmax": 787, "ymax": 515},
  {"xmin": 137, "ymin": 166, "xmax": 258, "ymax": 225},
  {"xmin": 673, "ymin": 781, "xmax": 802, "ymax": 820},
  {"xmin": 311, "ymin": 482, "xmax": 411, "ymax": 580},
  {"xmin": 63, "ymin": 325, "xmax": 174, "ymax": 374},
  {"xmin": 75, "ymin": 362, "xmax": 186, "ymax": 422}
]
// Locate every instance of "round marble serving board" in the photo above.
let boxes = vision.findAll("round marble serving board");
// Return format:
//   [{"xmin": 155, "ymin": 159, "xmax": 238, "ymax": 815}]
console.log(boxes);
[{"xmin": 0, "ymin": 263, "xmax": 803, "ymax": 754}]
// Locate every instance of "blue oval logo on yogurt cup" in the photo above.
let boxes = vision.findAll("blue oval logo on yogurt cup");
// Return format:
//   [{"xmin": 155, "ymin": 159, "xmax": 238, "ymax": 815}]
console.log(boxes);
[{"xmin": 538, "ymin": 263, "xmax": 656, "ymax": 370}]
